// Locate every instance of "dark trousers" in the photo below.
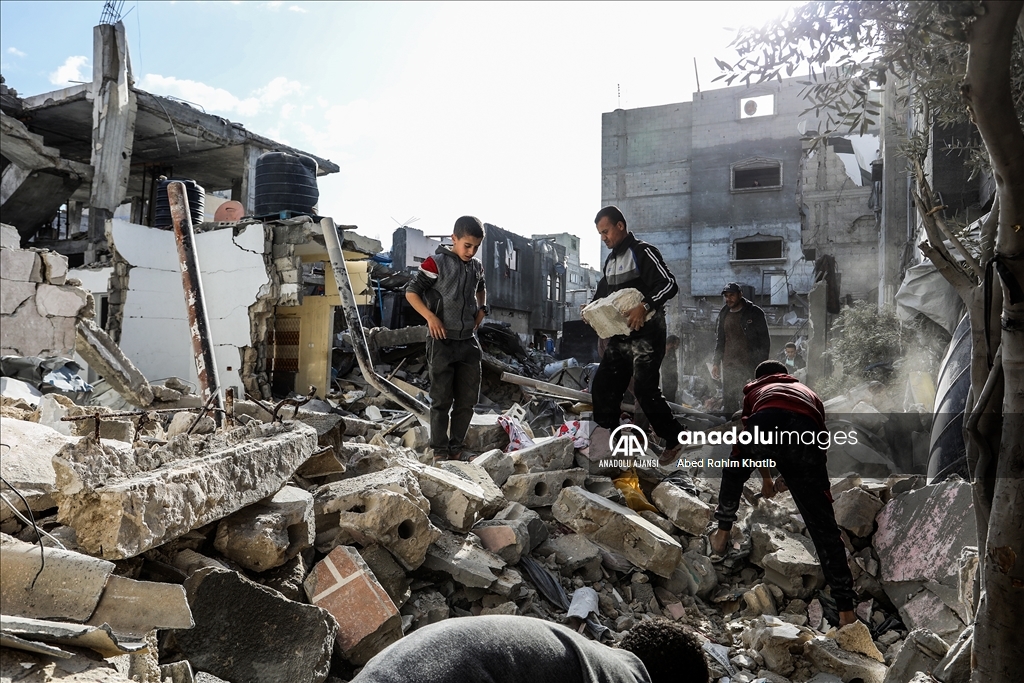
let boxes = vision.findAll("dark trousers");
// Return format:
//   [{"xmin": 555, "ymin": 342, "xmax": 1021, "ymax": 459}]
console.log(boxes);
[
  {"xmin": 713, "ymin": 409, "xmax": 857, "ymax": 611},
  {"xmin": 427, "ymin": 336, "xmax": 481, "ymax": 455},
  {"xmin": 591, "ymin": 317, "xmax": 683, "ymax": 444},
  {"xmin": 722, "ymin": 362, "xmax": 755, "ymax": 415}
]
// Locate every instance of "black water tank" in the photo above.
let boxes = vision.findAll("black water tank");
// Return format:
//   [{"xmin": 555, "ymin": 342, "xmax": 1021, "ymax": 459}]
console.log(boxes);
[
  {"xmin": 254, "ymin": 152, "xmax": 319, "ymax": 218},
  {"xmin": 153, "ymin": 178, "xmax": 206, "ymax": 229}
]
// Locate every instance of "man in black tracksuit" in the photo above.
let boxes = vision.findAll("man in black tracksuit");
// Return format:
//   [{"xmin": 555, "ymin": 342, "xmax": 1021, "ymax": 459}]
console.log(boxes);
[{"xmin": 588, "ymin": 206, "xmax": 685, "ymax": 453}]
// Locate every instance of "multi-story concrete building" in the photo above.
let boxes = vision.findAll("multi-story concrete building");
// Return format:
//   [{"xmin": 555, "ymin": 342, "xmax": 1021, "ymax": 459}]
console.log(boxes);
[{"xmin": 534, "ymin": 232, "xmax": 601, "ymax": 322}]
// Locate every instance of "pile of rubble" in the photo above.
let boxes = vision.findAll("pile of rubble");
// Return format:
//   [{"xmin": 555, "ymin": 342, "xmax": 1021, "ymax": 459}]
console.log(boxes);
[{"xmin": 0, "ymin": 383, "xmax": 978, "ymax": 683}]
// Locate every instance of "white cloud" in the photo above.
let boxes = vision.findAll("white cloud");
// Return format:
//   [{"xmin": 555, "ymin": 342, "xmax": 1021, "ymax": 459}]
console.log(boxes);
[
  {"xmin": 288, "ymin": 5, "xmax": 307, "ymax": 12},
  {"xmin": 49, "ymin": 55, "xmax": 89, "ymax": 86},
  {"xmin": 7, "ymin": 47, "xmax": 26, "ymax": 58},
  {"xmin": 265, "ymin": 1, "xmax": 283, "ymax": 8},
  {"xmin": 136, "ymin": 74, "xmax": 304, "ymax": 118}
]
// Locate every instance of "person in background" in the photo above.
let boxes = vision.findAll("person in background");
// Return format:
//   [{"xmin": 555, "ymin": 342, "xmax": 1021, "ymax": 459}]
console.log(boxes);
[
  {"xmin": 711, "ymin": 282, "xmax": 770, "ymax": 415},
  {"xmin": 777, "ymin": 341, "xmax": 806, "ymax": 372}
]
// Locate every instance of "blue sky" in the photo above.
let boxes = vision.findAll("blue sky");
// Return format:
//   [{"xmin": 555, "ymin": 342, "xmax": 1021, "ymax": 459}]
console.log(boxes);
[{"xmin": 0, "ymin": 1, "xmax": 796, "ymax": 266}]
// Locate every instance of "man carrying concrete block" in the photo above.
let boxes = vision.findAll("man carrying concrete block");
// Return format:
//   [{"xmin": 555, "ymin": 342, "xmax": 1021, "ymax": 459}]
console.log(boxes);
[{"xmin": 585, "ymin": 206, "xmax": 686, "ymax": 464}]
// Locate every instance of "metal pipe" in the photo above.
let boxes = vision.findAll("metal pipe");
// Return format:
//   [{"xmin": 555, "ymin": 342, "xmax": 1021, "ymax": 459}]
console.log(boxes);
[
  {"xmin": 168, "ymin": 181, "xmax": 224, "ymax": 424},
  {"xmin": 320, "ymin": 217, "xmax": 429, "ymax": 423}
]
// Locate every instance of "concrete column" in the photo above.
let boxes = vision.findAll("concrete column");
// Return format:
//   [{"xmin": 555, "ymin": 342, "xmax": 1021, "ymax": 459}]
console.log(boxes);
[
  {"xmin": 239, "ymin": 144, "xmax": 261, "ymax": 215},
  {"xmin": 878, "ymin": 79, "xmax": 909, "ymax": 309},
  {"xmin": 806, "ymin": 279, "xmax": 827, "ymax": 388}
]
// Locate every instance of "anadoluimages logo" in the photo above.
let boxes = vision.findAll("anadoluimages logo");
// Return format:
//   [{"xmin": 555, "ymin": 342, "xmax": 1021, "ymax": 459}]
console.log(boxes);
[{"xmin": 609, "ymin": 424, "xmax": 649, "ymax": 458}]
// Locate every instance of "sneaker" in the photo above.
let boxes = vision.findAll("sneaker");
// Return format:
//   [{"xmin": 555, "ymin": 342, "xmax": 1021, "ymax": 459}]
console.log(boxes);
[
  {"xmin": 659, "ymin": 442, "xmax": 683, "ymax": 467},
  {"xmin": 448, "ymin": 450, "xmax": 477, "ymax": 462}
]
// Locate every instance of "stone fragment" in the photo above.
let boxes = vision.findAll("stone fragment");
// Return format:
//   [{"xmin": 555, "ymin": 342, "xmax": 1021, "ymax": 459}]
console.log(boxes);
[
  {"xmin": 473, "ymin": 522, "xmax": 526, "ymax": 564},
  {"xmin": 491, "ymin": 566, "xmax": 524, "ymax": 599},
  {"xmin": 881, "ymin": 629, "xmax": 949, "ymax": 683},
  {"xmin": 656, "ymin": 549, "xmax": 718, "ymax": 599},
  {"xmin": 257, "ymin": 552, "xmax": 309, "ymax": 602},
  {"xmin": 0, "ymin": 279, "xmax": 34, "ymax": 315},
  {"xmin": 552, "ymin": 486, "xmax": 682, "ymax": 578},
  {"xmin": 422, "ymin": 529, "xmax": 505, "ymax": 588},
  {"xmin": 86, "ymin": 574, "xmax": 193, "ymax": 637},
  {"xmin": 897, "ymin": 586, "xmax": 966, "ymax": 642},
  {"xmin": 831, "ymin": 621, "xmax": 884, "ymax": 662},
  {"xmin": 52, "ymin": 421, "xmax": 319, "ymax": 559},
  {"xmin": 803, "ymin": 637, "xmax": 887, "ymax": 683},
  {"xmin": 740, "ymin": 615, "xmax": 811, "ymax": 676},
  {"xmin": 651, "ymin": 480, "xmax": 713, "ymax": 536},
  {"xmin": 39, "ymin": 252, "xmax": 68, "ymax": 286},
  {"xmin": 582, "ymin": 288, "xmax": 649, "ymax": 338},
  {"xmin": 213, "ymin": 485, "xmax": 314, "ymax": 572},
  {"xmin": 743, "ymin": 583, "xmax": 777, "ymax": 617},
  {"xmin": 34, "ymin": 283, "xmax": 88, "ymax": 318},
  {"xmin": 438, "ymin": 460, "xmax": 507, "ymax": 518},
  {"xmin": 75, "ymin": 317, "xmax": 154, "ymax": 407},
  {"xmin": 472, "ymin": 448, "xmax": 515, "ymax": 486},
  {"xmin": 491, "ymin": 501, "xmax": 547, "ymax": 549},
  {"xmin": 545, "ymin": 533, "xmax": 603, "ymax": 579},
  {"xmin": 833, "ymin": 487, "xmax": 884, "ymax": 538},
  {"xmin": 873, "ymin": 478, "xmax": 977, "ymax": 588},
  {"xmin": 465, "ymin": 414, "xmax": 510, "ymax": 452},
  {"xmin": 0, "ymin": 223, "xmax": 20, "ymax": 249},
  {"xmin": 161, "ymin": 660, "xmax": 195, "ymax": 683},
  {"xmin": 304, "ymin": 545, "xmax": 403, "ymax": 665},
  {"xmin": 358, "ymin": 544, "xmax": 412, "ymax": 609},
  {"xmin": 503, "ymin": 468, "xmax": 587, "ymax": 507},
  {"xmin": 0, "ymin": 417, "xmax": 71, "ymax": 521},
  {"xmin": 314, "ymin": 467, "xmax": 440, "ymax": 570},
  {"xmin": 0, "ymin": 646, "xmax": 135, "ymax": 681},
  {"xmin": 172, "ymin": 549, "xmax": 229, "ymax": 576},
  {"xmin": 0, "ymin": 247, "xmax": 41, "ymax": 282},
  {"xmin": 400, "ymin": 590, "xmax": 449, "ymax": 631},
  {"xmin": 403, "ymin": 460, "xmax": 487, "ymax": 531},
  {"xmin": 933, "ymin": 625, "xmax": 971, "ymax": 683},
  {"xmin": 750, "ymin": 523, "xmax": 825, "ymax": 599},
  {"xmin": 175, "ymin": 567, "xmax": 336, "ymax": 683},
  {"xmin": 510, "ymin": 435, "xmax": 576, "ymax": 473}
]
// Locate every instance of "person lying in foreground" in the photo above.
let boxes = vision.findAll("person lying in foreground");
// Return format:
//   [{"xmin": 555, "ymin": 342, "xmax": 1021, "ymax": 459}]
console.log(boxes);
[{"xmin": 351, "ymin": 614, "xmax": 710, "ymax": 683}]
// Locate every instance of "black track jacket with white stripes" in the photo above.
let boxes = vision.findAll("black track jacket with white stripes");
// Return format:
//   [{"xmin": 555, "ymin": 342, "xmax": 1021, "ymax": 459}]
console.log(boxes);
[{"xmin": 592, "ymin": 232, "xmax": 678, "ymax": 333}]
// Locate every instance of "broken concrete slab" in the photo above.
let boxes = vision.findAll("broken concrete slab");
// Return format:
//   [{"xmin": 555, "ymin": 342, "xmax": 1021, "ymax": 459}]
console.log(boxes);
[
  {"xmin": 314, "ymin": 467, "xmax": 440, "ymax": 570},
  {"xmin": 0, "ymin": 645, "xmax": 136, "ymax": 681},
  {"xmin": 358, "ymin": 544, "xmax": 412, "ymax": 610},
  {"xmin": 742, "ymin": 583, "xmax": 777, "ymax": 617},
  {"xmin": 874, "ymin": 478, "xmax": 977, "ymax": 590},
  {"xmin": 86, "ymin": 574, "xmax": 193, "ymax": 637},
  {"xmin": 472, "ymin": 521, "xmax": 528, "ymax": 564},
  {"xmin": 51, "ymin": 420, "xmax": 319, "ymax": 559},
  {"xmin": 0, "ymin": 279, "xmax": 35, "ymax": 315},
  {"xmin": 403, "ymin": 461, "xmax": 487, "ymax": 531},
  {"xmin": 657, "ymin": 549, "xmax": 718, "ymax": 600},
  {"xmin": 803, "ymin": 636, "xmax": 887, "ymax": 683},
  {"xmin": 213, "ymin": 485, "xmax": 314, "ymax": 572},
  {"xmin": 465, "ymin": 414, "xmax": 510, "ymax": 453},
  {"xmin": 896, "ymin": 586, "xmax": 966, "ymax": 642},
  {"xmin": 0, "ymin": 615, "xmax": 147, "ymax": 658},
  {"xmin": 438, "ymin": 459, "xmax": 507, "ymax": 518},
  {"xmin": 545, "ymin": 533, "xmax": 603, "ymax": 580},
  {"xmin": 0, "ymin": 534, "xmax": 114, "ymax": 621},
  {"xmin": 552, "ymin": 486, "xmax": 682, "ymax": 578},
  {"xmin": 400, "ymin": 589, "xmax": 450, "ymax": 631},
  {"xmin": 581, "ymin": 288, "xmax": 650, "ymax": 338},
  {"xmin": 510, "ymin": 435, "xmax": 576, "ymax": 473},
  {"xmin": 175, "ymin": 567, "xmax": 336, "ymax": 683},
  {"xmin": 34, "ymin": 283, "xmax": 88, "ymax": 318},
  {"xmin": 750, "ymin": 523, "xmax": 825, "ymax": 599},
  {"xmin": 491, "ymin": 501, "xmax": 547, "ymax": 549},
  {"xmin": 933, "ymin": 625, "xmax": 971, "ymax": 683},
  {"xmin": 832, "ymin": 487, "xmax": 884, "ymax": 538},
  {"xmin": 740, "ymin": 615, "xmax": 812, "ymax": 677},
  {"xmin": 0, "ymin": 247, "xmax": 41, "ymax": 282},
  {"xmin": 472, "ymin": 448, "xmax": 515, "ymax": 487},
  {"xmin": 503, "ymin": 468, "xmax": 587, "ymax": 507},
  {"xmin": 0, "ymin": 416, "xmax": 72, "ymax": 521},
  {"xmin": 651, "ymin": 480, "xmax": 713, "ymax": 536},
  {"xmin": 304, "ymin": 545, "xmax": 403, "ymax": 666},
  {"xmin": 75, "ymin": 317, "xmax": 154, "ymax": 407},
  {"xmin": 831, "ymin": 621, "xmax": 884, "ymax": 662},
  {"xmin": 422, "ymin": 528, "xmax": 505, "ymax": 589},
  {"xmin": 881, "ymin": 629, "xmax": 949, "ymax": 683},
  {"xmin": 40, "ymin": 251, "xmax": 68, "ymax": 285}
]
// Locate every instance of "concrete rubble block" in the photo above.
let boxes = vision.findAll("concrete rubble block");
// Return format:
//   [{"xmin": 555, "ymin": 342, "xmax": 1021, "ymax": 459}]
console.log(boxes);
[
  {"xmin": 651, "ymin": 480, "xmax": 714, "ymax": 536},
  {"xmin": 0, "ymin": 646, "xmax": 135, "ymax": 681},
  {"xmin": 472, "ymin": 448, "xmax": 515, "ymax": 487},
  {"xmin": 422, "ymin": 528, "xmax": 506, "ymax": 589},
  {"xmin": 832, "ymin": 487, "xmax": 884, "ymax": 538},
  {"xmin": 304, "ymin": 545, "xmax": 403, "ymax": 666},
  {"xmin": 3, "ymin": 301, "xmax": 68, "ymax": 357},
  {"xmin": 0, "ymin": 246, "xmax": 41, "ymax": 282},
  {"xmin": 830, "ymin": 621, "xmax": 884, "ymax": 662},
  {"xmin": 581, "ymin": 288, "xmax": 650, "ymax": 338},
  {"xmin": 34, "ymin": 283, "xmax": 88, "ymax": 318},
  {"xmin": 803, "ymin": 637, "xmax": 887, "ymax": 683},
  {"xmin": 52, "ymin": 421, "xmax": 319, "ymax": 559},
  {"xmin": 400, "ymin": 589, "xmax": 450, "ymax": 631},
  {"xmin": 0, "ymin": 223, "xmax": 20, "ymax": 249},
  {"xmin": 0, "ymin": 417, "xmax": 72, "ymax": 521},
  {"xmin": 465, "ymin": 413, "xmax": 510, "ymax": 453},
  {"xmin": 86, "ymin": 574, "xmax": 193, "ymax": 637},
  {"xmin": 438, "ymin": 459, "xmax": 507, "ymax": 518},
  {"xmin": 552, "ymin": 486, "xmax": 682, "ymax": 578},
  {"xmin": 503, "ymin": 468, "xmax": 588, "ymax": 508},
  {"xmin": 750, "ymin": 523, "xmax": 825, "ymax": 599},
  {"xmin": 472, "ymin": 520, "xmax": 528, "ymax": 564},
  {"xmin": 740, "ymin": 615, "xmax": 813, "ymax": 677},
  {"xmin": 897, "ymin": 585, "xmax": 966, "ymax": 642},
  {"xmin": 0, "ymin": 535, "xmax": 114, "ymax": 622},
  {"xmin": 545, "ymin": 533, "xmax": 603, "ymax": 579},
  {"xmin": 37, "ymin": 395, "xmax": 136, "ymax": 442},
  {"xmin": 175, "ymin": 567, "xmax": 336, "ymax": 683},
  {"xmin": 257, "ymin": 552, "xmax": 309, "ymax": 602},
  {"xmin": 492, "ymin": 501, "xmax": 547, "ymax": 549},
  {"xmin": 656, "ymin": 549, "xmax": 718, "ymax": 599},
  {"xmin": 314, "ymin": 467, "xmax": 440, "ymax": 570},
  {"xmin": 401, "ymin": 425, "xmax": 429, "ymax": 450},
  {"xmin": 491, "ymin": 566, "xmax": 524, "ymax": 599},
  {"xmin": 933, "ymin": 625, "xmax": 971, "ymax": 683},
  {"xmin": 213, "ymin": 485, "xmax": 315, "ymax": 572},
  {"xmin": 40, "ymin": 251, "xmax": 69, "ymax": 285},
  {"xmin": 0, "ymin": 614, "xmax": 151, "ymax": 658},
  {"xmin": 75, "ymin": 317, "xmax": 154, "ymax": 407},
  {"xmin": 742, "ymin": 583, "xmax": 777, "ymax": 617},
  {"xmin": 881, "ymin": 629, "xmax": 949, "ymax": 683},
  {"xmin": 358, "ymin": 544, "xmax": 412, "ymax": 609},
  {"xmin": 510, "ymin": 435, "xmax": 576, "ymax": 473},
  {"xmin": 338, "ymin": 442, "xmax": 418, "ymax": 477},
  {"xmin": 173, "ymin": 549, "xmax": 229, "ymax": 576},
  {"xmin": 873, "ymin": 478, "xmax": 977, "ymax": 588},
  {"xmin": 402, "ymin": 461, "xmax": 487, "ymax": 531},
  {"xmin": 0, "ymin": 278, "xmax": 35, "ymax": 315},
  {"xmin": 161, "ymin": 660, "xmax": 195, "ymax": 683}
]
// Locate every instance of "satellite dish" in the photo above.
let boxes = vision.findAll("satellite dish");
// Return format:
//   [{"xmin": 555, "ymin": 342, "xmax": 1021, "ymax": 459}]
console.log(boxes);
[{"xmin": 797, "ymin": 120, "xmax": 808, "ymax": 135}]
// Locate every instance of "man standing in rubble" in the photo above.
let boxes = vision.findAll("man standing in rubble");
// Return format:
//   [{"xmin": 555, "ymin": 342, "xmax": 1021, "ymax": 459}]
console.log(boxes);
[
  {"xmin": 711, "ymin": 282, "xmax": 770, "ymax": 415},
  {"xmin": 406, "ymin": 216, "xmax": 487, "ymax": 461},
  {"xmin": 588, "ymin": 206, "xmax": 686, "ymax": 462},
  {"xmin": 709, "ymin": 359, "xmax": 857, "ymax": 627}
]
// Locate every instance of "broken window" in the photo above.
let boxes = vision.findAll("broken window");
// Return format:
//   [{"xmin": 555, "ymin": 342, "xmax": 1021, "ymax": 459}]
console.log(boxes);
[
  {"xmin": 733, "ymin": 236, "xmax": 784, "ymax": 261},
  {"xmin": 731, "ymin": 158, "xmax": 783, "ymax": 191}
]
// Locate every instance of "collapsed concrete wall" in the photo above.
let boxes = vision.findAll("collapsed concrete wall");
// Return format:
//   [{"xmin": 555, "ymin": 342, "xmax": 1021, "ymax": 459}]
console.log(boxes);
[{"xmin": 0, "ymin": 224, "xmax": 89, "ymax": 357}]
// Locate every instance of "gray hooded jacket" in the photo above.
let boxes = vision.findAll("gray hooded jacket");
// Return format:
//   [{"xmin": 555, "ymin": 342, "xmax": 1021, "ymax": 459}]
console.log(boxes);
[{"xmin": 406, "ymin": 245, "xmax": 486, "ymax": 340}]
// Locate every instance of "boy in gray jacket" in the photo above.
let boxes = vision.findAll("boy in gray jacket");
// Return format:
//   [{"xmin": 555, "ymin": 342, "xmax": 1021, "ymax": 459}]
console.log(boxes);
[{"xmin": 406, "ymin": 216, "xmax": 488, "ymax": 460}]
